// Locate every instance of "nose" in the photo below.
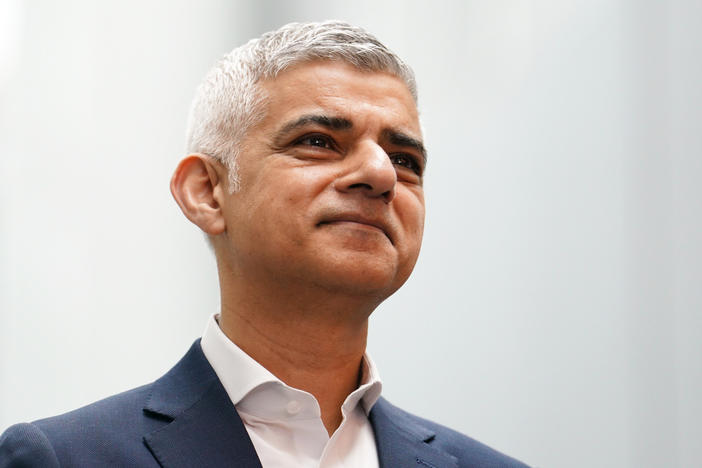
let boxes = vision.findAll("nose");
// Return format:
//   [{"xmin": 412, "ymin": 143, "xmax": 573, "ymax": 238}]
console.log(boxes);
[{"xmin": 335, "ymin": 141, "xmax": 396, "ymax": 203}]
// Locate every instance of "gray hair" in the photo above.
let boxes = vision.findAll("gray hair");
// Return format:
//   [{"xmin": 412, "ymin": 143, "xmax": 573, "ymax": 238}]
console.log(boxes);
[{"xmin": 185, "ymin": 20, "xmax": 417, "ymax": 191}]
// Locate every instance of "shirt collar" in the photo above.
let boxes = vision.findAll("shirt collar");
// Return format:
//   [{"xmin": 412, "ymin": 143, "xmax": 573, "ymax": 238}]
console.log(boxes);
[{"xmin": 200, "ymin": 313, "xmax": 382, "ymax": 418}]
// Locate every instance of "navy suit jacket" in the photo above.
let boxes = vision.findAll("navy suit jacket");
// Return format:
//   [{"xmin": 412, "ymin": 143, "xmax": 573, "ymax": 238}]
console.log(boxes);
[{"xmin": 1, "ymin": 340, "xmax": 528, "ymax": 467}]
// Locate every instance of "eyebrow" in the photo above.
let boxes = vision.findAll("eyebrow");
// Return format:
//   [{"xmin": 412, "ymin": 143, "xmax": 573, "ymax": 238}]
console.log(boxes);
[
  {"xmin": 277, "ymin": 114, "xmax": 353, "ymax": 136},
  {"xmin": 382, "ymin": 129, "xmax": 427, "ymax": 163}
]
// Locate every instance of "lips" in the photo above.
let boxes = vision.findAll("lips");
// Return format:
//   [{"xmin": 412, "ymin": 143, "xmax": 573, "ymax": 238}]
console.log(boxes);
[{"xmin": 317, "ymin": 212, "xmax": 394, "ymax": 244}]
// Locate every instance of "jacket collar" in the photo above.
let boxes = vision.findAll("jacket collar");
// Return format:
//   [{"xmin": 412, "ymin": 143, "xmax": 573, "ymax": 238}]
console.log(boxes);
[
  {"xmin": 141, "ymin": 340, "xmax": 456, "ymax": 468},
  {"xmin": 142, "ymin": 340, "xmax": 262, "ymax": 468},
  {"xmin": 370, "ymin": 397, "xmax": 458, "ymax": 468}
]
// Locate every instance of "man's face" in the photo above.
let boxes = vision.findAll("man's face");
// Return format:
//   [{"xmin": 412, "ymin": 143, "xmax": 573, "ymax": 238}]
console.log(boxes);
[{"xmin": 217, "ymin": 61, "xmax": 425, "ymax": 301}]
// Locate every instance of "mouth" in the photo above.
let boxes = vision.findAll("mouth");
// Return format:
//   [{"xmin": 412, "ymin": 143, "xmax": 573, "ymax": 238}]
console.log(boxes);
[{"xmin": 317, "ymin": 214, "xmax": 393, "ymax": 244}]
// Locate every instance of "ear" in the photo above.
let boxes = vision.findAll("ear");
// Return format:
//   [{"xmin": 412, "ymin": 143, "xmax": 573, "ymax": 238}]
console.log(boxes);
[{"xmin": 170, "ymin": 154, "xmax": 227, "ymax": 235}]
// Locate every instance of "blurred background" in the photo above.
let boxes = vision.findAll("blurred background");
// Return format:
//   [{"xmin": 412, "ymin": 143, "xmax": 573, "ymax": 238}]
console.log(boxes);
[{"xmin": 1, "ymin": 1, "xmax": 700, "ymax": 467}]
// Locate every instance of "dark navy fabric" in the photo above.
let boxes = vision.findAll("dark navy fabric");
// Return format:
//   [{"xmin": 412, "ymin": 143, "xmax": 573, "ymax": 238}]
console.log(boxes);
[
  {"xmin": 370, "ymin": 398, "xmax": 529, "ymax": 468},
  {"xmin": 1, "ymin": 340, "xmax": 529, "ymax": 467}
]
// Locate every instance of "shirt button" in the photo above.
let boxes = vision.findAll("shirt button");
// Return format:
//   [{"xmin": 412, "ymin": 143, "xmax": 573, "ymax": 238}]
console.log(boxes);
[{"xmin": 286, "ymin": 400, "xmax": 301, "ymax": 415}]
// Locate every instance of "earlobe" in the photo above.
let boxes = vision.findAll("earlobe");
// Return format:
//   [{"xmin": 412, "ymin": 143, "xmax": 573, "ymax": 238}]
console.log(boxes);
[{"xmin": 170, "ymin": 154, "xmax": 227, "ymax": 235}]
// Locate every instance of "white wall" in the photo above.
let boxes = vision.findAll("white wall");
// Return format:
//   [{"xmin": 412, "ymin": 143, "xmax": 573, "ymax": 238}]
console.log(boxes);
[{"xmin": 1, "ymin": 1, "xmax": 700, "ymax": 467}]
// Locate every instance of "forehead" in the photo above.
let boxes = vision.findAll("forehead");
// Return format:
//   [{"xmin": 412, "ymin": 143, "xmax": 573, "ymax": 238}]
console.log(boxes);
[{"xmin": 256, "ymin": 61, "xmax": 421, "ymax": 135}]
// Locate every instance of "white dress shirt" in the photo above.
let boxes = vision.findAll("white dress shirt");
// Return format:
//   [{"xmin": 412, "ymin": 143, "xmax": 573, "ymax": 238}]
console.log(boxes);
[{"xmin": 200, "ymin": 314, "xmax": 382, "ymax": 468}]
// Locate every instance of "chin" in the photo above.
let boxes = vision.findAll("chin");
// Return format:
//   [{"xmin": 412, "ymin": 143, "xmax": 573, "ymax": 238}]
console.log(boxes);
[{"xmin": 314, "ymin": 256, "xmax": 412, "ymax": 300}]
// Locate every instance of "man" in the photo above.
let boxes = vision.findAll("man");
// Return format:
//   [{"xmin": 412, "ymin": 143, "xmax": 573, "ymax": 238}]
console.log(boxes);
[{"xmin": 0, "ymin": 21, "xmax": 528, "ymax": 467}]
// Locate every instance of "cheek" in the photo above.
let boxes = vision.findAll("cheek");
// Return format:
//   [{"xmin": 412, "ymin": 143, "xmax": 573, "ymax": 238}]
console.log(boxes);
[
  {"xmin": 249, "ymin": 181, "xmax": 322, "ymax": 244},
  {"xmin": 397, "ymin": 198, "xmax": 425, "ymax": 267},
  {"xmin": 280, "ymin": 165, "xmax": 336, "ymax": 209},
  {"xmin": 400, "ymin": 194, "xmax": 426, "ymax": 237}
]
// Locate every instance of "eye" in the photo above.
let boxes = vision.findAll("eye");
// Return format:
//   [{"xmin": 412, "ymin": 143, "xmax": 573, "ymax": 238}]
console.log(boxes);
[
  {"xmin": 389, "ymin": 153, "xmax": 422, "ymax": 175},
  {"xmin": 295, "ymin": 134, "xmax": 334, "ymax": 149}
]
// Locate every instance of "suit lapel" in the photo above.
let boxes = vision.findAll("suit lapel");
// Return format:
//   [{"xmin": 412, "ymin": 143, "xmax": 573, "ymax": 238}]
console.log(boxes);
[
  {"xmin": 140, "ymin": 341, "xmax": 457, "ymax": 468},
  {"xmin": 142, "ymin": 340, "xmax": 262, "ymax": 468},
  {"xmin": 370, "ymin": 398, "xmax": 458, "ymax": 468}
]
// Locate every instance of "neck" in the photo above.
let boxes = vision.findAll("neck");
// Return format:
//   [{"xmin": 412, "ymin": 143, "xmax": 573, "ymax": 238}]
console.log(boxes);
[{"xmin": 218, "ymin": 273, "xmax": 377, "ymax": 435}]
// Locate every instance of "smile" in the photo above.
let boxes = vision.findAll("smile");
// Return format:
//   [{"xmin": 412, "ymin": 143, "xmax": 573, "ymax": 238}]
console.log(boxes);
[{"xmin": 317, "ymin": 216, "xmax": 393, "ymax": 244}]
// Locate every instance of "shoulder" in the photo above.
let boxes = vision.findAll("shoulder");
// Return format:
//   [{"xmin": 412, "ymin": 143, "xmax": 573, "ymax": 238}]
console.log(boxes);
[
  {"xmin": 1, "ymin": 341, "xmax": 214, "ymax": 467},
  {"xmin": 0, "ymin": 384, "xmax": 159, "ymax": 467},
  {"xmin": 35, "ymin": 383, "xmax": 153, "ymax": 437},
  {"xmin": 371, "ymin": 397, "xmax": 530, "ymax": 468},
  {"xmin": 0, "ymin": 423, "xmax": 59, "ymax": 467}
]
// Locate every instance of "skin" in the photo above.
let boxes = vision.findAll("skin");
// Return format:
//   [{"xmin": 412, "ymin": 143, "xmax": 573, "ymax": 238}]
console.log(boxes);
[{"xmin": 171, "ymin": 61, "xmax": 425, "ymax": 435}]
